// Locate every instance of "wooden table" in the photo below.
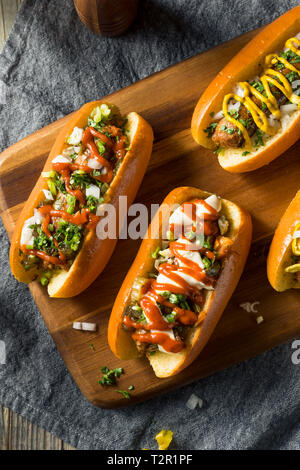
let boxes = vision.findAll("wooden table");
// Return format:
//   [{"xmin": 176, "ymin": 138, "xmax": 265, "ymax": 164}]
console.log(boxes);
[{"xmin": 0, "ymin": 0, "xmax": 74, "ymax": 450}]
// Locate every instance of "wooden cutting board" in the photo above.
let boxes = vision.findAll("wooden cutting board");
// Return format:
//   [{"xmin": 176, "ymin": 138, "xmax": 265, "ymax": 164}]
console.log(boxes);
[{"xmin": 1, "ymin": 28, "xmax": 300, "ymax": 408}]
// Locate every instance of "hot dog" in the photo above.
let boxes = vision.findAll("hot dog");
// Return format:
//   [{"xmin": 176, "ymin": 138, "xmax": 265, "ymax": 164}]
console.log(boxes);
[
  {"xmin": 108, "ymin": 187, "xmax": 252, "ymax": 377},
  {"xmin": 9, "ymin": 101, "xmax": 153, "ymax": 297},
  {"xmin": 191, "ymin": 6, "xmax": 300, "ymax": 173},
  {"xmin": 267, "ymin": 190, "xmax": 300, "ymax": 291}
]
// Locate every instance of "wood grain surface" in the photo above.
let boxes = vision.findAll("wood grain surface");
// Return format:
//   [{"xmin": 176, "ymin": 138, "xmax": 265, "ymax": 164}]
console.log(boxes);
[
  {"xmin": 1, "ymin": 25, "xmax": 300, "ymax": 412},
  {"xmin": 0, "ymin": 0, "xmax": 75, "ymax": 451}
]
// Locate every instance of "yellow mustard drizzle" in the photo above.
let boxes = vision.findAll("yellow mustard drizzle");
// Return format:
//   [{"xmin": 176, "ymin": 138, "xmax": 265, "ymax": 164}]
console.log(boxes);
[
  {"xmin": 223, "ymin": 37, "xmax": 300, "ymax": 149},
  {"xmin": 285, "ymin": 222, "xmax": 300, "ymax": 273}
]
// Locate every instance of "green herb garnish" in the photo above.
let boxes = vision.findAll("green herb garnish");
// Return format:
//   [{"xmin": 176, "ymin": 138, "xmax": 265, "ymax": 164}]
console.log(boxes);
[
  {"xmin": 239, "ymin": 118, "xmax": 252, "ymax": 129},
  {"xmin": 204, "ymin": 122, "xmax": 217, "ymax": 138},
  {"xmin": 202, "ymin": 256, "xmax": 212, "ymax": 269},
  {"xmin": 66, "ymin": 194, "xmax": 76, "ymax": 214},
  {"xmin": 254, "ymin": 129, "xmax": 264, "ymax": 148},
  {"xmin": 286, "ymin": 71, "xmax": 299, "ymax": 84},
  {"xmin": 96, "ymin": 139, "xmax": 106, "ymax": 155},
  {"xmin": 54, "ymin": 221, "xmax": 83, "ymax": 253},
  {"xmin": 151, "ymin": 246, "xmax": 161, "ymax": 259},
  {"xmin": 99, "ymin": 366, "xmax": 124, "ymax": 386},
  {"xmin": 229, "ymin": 109, "xmax": 239, "ymax": 119},
  {"xmin": 165, "ymin": 312, "xmax": 176, "ymax": 323}
]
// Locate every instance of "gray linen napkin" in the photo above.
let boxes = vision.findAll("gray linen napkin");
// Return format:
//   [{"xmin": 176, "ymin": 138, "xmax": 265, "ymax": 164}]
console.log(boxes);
[{"xmin": 0, "ymin": 0, "xmax": 299, "ymax": 450}]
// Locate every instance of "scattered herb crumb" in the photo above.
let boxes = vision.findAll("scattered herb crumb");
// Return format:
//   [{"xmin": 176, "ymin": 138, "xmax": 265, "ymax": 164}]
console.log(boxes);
[
  {"xmin": 98, "ymin": 366, "xmax": 123, "ymax": 386},
  {"xmin": 89, "ymin": 343, "xmax": 95, "ymax": 351},
  {"xmin": 128, "ymin": 385, "xmax": 134, "ymax": 391}
]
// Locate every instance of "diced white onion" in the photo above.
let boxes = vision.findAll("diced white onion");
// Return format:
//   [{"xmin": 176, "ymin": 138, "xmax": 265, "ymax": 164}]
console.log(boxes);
[
  {"xmin": 213, "ymin": 110, "xmax": 224, "ymax": 120},
  {"xmin": 20, "ymin": 210, "xmax": 44, "ymax": 246},
  {"xmin": 267, "ymin": 116, "xmax": 280, "ymax": 129},
  {"xmin": 33, "ymin": 208, "xmax": 45, "ymax": 224},
  {"xmin": 281, "ymin": 114, "xmax": 291, "ymax": 131},
  {"xmin": 232, "ymin": 83, "xmax": 244, "ymax": 98},
  {"xmin": 280, "ymin": 103, "xmax": 298, "ymax": 115},
  {"xmin": 52, "ymin": 154, "xmax": 72, "ymax": 164},
  {"xmin": 87, "ymin": 158, "xmax": 102, "ymax": 170},
  {"xmin": 20, "ymin": 226, "xmax": 35, "ymax": 247},
  {"xmin": 67, "ymin": 127, "xmax": 83, "ymax": 145},
  {"xmin": 204, "ymin": 194, "xmax": 221, "ymax": 212},
  {"xmin": 292, "ymin": 80, "xmax": 300, "ymax": 90},
  {"xmin": 158, "ymin": 248, "xmax": 174, "ymax": 259},
  {"xmin": 42, "ymin": 189, "xmax": 54, "ymax": 201},
  {"xmin": 62, "ymin": 146, "xmax": 77, "ymax": 157},
  {"xmin": 228, "ymin": 100, "xmax": 241, "ymax": 112},
  {"xmin": 86, "ymin": 184, "xmax": 100, "ymax": 199},
  {"xmin": 186, "ymin": 394, "xmax": 204, "ymax": 410},
  {"xmin": 170, "ymin": 196, "xmax": 220, "ymax": 227},
  {"xmin": 72, "ymin": 322, "xmax": 97, "ymax": 331},
  {"xmin": 169, "ymin": 206, "xmax": 193, "ymax": 227},
  {"xmin": 176, "ymin": 248, "xmax": 204, "ymax": 269}
]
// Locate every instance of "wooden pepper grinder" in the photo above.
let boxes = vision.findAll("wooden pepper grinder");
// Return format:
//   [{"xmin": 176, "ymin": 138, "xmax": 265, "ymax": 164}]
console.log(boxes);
[{"xmin": 74, "ymin": 0, "xmax": 139, "ymax": 37}]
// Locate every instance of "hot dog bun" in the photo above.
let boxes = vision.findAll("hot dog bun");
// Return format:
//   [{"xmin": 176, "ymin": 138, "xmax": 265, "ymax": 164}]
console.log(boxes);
[
  {"xmin": 267, "ymin": 190, "xmax": 300, "ymax": 291},
  {"xmin": 191, "ymin": 6, "xmax": 300, "ymax": 173},
  {"xmin": 108, "ymin": 187, "xmax": 252, "ymax": 377},
  {"xmin": 9, "ymin": 101, "xmax": 153, "ymax": 297}
]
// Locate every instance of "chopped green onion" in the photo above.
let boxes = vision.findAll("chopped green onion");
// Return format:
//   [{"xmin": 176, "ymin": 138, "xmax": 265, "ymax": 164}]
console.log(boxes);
[
  {"xmin": 40, "ymin": 276, "xmax": 49, "ymax": 286},
  {"xmin": 165, "ymin": 312, "xmax": 176, "ymax": 323},
  {"xmin": 66, "ymin": 195, "xmax": 76, "ymax": 214},
  {"xmin": 47, "ymin": 179, "xmax": 57, "ymax": 196},
  {"xmin": 151, "ymin": 246, "xmax": 161, "ymax": 259},
  {"xmin": 169, "ymin": 293, "xmax": 179, "ymax": 304},
  {"xmin": 96, "ymin": 140, "xmax": 106, "ymax": 155},
  {"xmin": 202, "ymin": 257, "xmax": 212, "ymax": 269},
  {"xmin": 160, "ymin": 291, "xmax": 171, "ymax": 298}
]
